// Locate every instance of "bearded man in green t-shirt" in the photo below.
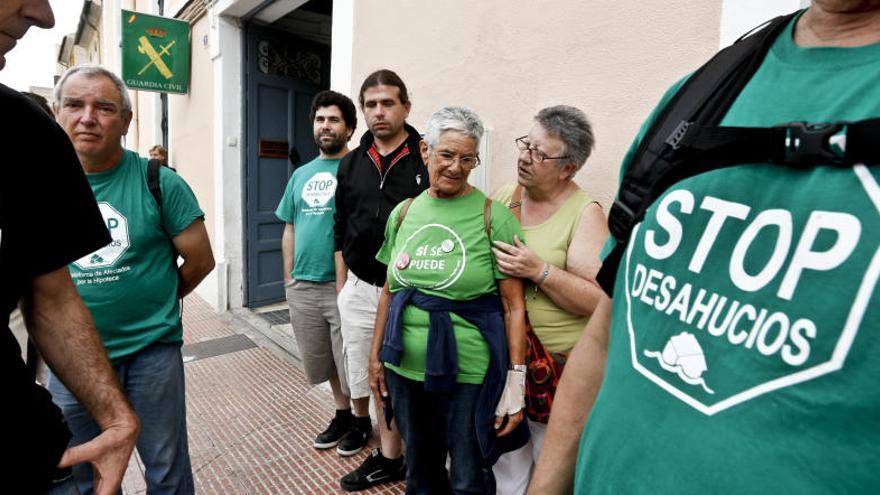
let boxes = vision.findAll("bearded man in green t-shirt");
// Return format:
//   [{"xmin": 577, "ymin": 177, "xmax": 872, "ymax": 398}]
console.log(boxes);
[
  {"xmin": 49, "ymin": 64, "xmax": 215, "ymax": 495},
  {"xmin": 531, "ymin": 2, "xmax": 880, "ymax": 494},
  {"xmin": 275, "ymin": 90, "xmax": 361, "ymax": 456}
]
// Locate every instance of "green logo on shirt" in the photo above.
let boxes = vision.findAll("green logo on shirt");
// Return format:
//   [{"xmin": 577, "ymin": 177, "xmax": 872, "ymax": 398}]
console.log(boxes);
[
  {"xmin": 620, "ymin": 165, "xmax": 878, "ymax": 415},
  {"xmin": 74, "ymin": 202, "xmax": 130, "ymax": 270}
]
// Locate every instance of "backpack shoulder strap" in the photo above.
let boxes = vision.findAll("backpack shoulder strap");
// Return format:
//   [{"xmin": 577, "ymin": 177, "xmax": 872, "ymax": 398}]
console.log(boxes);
[
  {"xmin": 395, "ymin": 198, "xmax": 415, "ymax": 232},
  {"xmin": 597, "ymin": 11, "xmax": 798, "ymax": 296},
  {"xmin": 484, "ymin": 197, "xmax": 492, "ymax": 236},
  {"xmin": 147, "ymin": 158, "xmax": 163, "ymax": 209},
  {"xmin": 507, "ymin": 184, "xmax": 523, "ymax": 222}
]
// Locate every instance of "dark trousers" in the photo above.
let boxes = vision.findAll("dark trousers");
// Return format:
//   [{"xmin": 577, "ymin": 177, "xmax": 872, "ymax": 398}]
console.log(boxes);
[{"xmin": 386, "ymin": 370, "xmax": 494, "ymax": 495}]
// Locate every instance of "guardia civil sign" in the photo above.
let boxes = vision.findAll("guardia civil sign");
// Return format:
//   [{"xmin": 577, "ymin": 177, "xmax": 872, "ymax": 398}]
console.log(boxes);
[{"xmin": 121, "ymin": 10, "xmax": 189, "ymax": 94}]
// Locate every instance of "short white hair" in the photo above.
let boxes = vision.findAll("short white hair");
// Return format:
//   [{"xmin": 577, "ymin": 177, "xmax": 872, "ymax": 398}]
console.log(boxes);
[
  {"xmin": 424, "ymin": 106, "xmax": 484, "ymax": 149},
  {"xmin": 54, "ymin": 64, "xmax": 132, "ymax": 113}
]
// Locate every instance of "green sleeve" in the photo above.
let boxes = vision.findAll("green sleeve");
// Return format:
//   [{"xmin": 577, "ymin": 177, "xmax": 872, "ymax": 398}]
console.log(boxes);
[
  {"xmin": 376, "ymin": 201, "xmax": 406, "ymax": 265},
  {"xmin": 159, "ymin": 167, "xmax": 205, "ymax": 238},
  {"xmin": 488, "ymin": 200, "xmax": 524, "ymax": 279},
  {"xmin": 275, "ymin": 172, "xmax": 298, "ymax": 225}
]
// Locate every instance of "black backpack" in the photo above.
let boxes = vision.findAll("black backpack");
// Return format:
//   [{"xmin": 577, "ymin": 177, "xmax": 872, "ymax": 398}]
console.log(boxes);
[
  {"xmin": 147, "ymin": 158, "xmax": 179, "ymax": 251},
  {"xmin": 147, "ymin": 158, "xmax": 175, "ymax": 210},
  {"xmin": 597, "ymin": 10, "xmax": 880, "ymax": 296}
]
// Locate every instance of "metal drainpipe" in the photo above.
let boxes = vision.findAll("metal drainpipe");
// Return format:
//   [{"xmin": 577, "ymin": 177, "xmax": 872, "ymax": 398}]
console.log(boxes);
[{"xmin": 159, "ymin": 0, "xmax": 168, "ymax": 150}]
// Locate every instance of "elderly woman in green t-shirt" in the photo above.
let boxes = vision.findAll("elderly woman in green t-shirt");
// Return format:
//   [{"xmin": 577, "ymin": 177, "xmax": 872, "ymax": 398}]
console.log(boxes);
[
  {"xmin": 368, "ymin": 106, "xmax": 529, "ymax": 494},
  {"xmin": 490, "ymin": 105, "xmax": 609, "ymax": 495}
]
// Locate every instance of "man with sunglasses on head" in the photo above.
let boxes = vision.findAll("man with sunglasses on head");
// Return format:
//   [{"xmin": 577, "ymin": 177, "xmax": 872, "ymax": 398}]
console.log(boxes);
[{"xmin": 333, "ymin": 69, "xmax": 428, "ymax": 491}]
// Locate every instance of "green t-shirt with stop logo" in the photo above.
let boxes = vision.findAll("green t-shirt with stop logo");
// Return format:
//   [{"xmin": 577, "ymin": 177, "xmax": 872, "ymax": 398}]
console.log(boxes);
[
  {"xmin": 275, "ymin": 157, "xmax": 340, "ymax": 282},
  {"xmin": 376, "ymin": 188, "xmax": 523, "ymax": 384},
  {"xmin": 575, "ymin": 14, "xmax": 880, "ymax": 493},
  {"xmin": 69, "ymin": 150, "xmax": 204, "ymax": 363}
]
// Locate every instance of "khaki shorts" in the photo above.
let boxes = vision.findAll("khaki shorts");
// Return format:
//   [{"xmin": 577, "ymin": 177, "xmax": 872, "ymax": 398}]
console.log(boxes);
[
  {"xmin": 337, "ymin": 272, "xmax": 382, "ymax": 400},
  {"xmin": 285, "ymin": 280, "xmax": 349, "ymax": 396}
]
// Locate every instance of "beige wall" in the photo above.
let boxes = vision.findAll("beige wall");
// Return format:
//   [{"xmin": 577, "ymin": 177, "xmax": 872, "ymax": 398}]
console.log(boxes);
[
  {"xmin": 349, "ymin": 0, "xmax": 723, "ymax": 208},
  {"xmin": 169, "ymin": 14, "xmax": 215, "ymax": 243}
]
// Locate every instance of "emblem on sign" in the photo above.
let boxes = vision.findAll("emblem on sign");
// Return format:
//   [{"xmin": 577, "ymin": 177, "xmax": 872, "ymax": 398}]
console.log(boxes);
[{"xmin": 121, "ymin": 9, "xmax": 189, "ymax": 94}]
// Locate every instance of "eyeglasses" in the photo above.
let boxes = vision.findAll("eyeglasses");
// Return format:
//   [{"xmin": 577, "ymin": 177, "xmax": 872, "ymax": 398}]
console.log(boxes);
[
  {"xmin": 515, "ymin": 136, "xmax": 569, "ymax": 163},
  {"xmin": 431, "ymin": 150, "xmax": 481, "ymax": 169}
]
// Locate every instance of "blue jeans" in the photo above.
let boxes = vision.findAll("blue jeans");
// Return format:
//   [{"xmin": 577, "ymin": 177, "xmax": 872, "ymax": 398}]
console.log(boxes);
[
  {"xmin": 47, "ymin": 343, "xmax": 194, "ymax": 495},
  {"xmin": 386, "ymin": 370, "xmax": 494, "ymax": 495}
]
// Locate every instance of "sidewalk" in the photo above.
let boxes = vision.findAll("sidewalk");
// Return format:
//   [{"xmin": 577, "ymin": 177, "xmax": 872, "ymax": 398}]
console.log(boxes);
[{"xmin": 121, "ymin": 295, "xmax": 404, "ymax": 494}]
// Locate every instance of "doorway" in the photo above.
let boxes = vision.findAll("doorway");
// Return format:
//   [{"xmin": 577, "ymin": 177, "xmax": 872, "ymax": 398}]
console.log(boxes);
[{"xmin": 242, "ymin": 1, "xmax": 331, "ymax": 307}]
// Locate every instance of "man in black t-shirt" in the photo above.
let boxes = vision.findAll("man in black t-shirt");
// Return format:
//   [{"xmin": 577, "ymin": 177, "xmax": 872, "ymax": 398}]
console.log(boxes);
[{"xmin": 0, "ymin": 1, "xmax": 139, "ymax": 493}]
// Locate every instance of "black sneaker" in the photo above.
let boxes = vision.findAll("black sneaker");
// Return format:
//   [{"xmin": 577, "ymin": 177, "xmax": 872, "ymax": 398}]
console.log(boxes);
[
  {"xmin": 336, "ymin": 416, "xmax": 371, "ymax": 456},
  {"xmin": 314, "ymin": 410, "xmax": 352, "ymax": 449},
  {"xmin": 339, "ymin": 448, "xmax": 405, "ymax": 491}
]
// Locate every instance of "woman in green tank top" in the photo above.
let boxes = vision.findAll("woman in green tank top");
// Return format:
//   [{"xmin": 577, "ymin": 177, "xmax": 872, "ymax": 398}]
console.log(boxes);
[{"xmin": 491, "ymin": 105, "xmax": 610, "ymax": 495}]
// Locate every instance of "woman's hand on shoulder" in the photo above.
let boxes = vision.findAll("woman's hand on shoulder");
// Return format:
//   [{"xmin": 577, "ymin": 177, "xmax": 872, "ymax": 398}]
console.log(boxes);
[{"xmin": 492, "ymin": 235, "xmax": 543, "ymax": 282}]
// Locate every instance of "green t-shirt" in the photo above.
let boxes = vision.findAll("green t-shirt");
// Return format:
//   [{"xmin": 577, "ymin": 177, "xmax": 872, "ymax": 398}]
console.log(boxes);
[
  {"xmin": 70, "ymin": 150, "xmax": 205, "ymax": 363},
  {"xmin": 376, "ymin": 189, "xmax": 524, "ymax": 384},
  {"xmin": 275, "ymin": 157, "xmax": 340, "ymax": 282},
  {"xmin": 576, "ymin": 14, "xmax": 880, "ymax": 493}
]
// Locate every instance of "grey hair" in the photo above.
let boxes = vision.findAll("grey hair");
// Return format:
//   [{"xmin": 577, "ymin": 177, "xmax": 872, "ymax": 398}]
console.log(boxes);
[
  {"xmin": 534, "ymin": 105, "xmax": 594, "ymax": 178},
  {"xmin": 424, "ymin": 106, "xmax": 484, "ymax": 150},
  {"xmin": 54, "ymin": 64, "xmax": 132, "ymax": 114}
]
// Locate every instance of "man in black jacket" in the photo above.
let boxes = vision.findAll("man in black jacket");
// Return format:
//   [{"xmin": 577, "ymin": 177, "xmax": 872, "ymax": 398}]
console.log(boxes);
[
  {"xmin": 0, "ymin": 1, "xmax": 139, "ymax": 493},
  {"xmin": 334, "ymin": 69, "xmax": 428, "ymax": 491}
]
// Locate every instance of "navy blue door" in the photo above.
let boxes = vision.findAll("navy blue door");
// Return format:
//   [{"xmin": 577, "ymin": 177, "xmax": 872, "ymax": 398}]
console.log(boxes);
[{"xmin": 244, "ymin": 24, "xmax": 329, "ymax": 307}]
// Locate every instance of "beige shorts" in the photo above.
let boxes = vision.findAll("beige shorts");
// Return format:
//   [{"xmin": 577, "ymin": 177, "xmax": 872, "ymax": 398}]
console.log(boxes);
[
  {"xmin": 337, "ymin": 272, "xmax": 382, "ymax": 400},
  {"xmin": 285, "ymin": 280, "xmax": 349, "ymax": 396}
]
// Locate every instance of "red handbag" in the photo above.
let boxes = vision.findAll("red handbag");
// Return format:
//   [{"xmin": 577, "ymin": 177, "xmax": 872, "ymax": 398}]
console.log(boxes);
[{"xmin": 524, "ymin": 317, "xmax": 568, "ymax": 423}]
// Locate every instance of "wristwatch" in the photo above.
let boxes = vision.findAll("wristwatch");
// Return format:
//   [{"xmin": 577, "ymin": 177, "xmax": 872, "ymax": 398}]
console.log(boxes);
[{"xmin": 510, "ymin": 364, "xmax": 527, "ymax": 372}]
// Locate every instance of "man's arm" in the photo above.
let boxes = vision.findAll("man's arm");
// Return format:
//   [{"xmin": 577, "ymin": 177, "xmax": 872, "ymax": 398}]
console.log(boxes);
[
  {"xmin": 281, "ymin": 223, "xmax": 294, "ymax": 284},
  {"xmin": 172, "ymin": 218, "xmax": 215, "ymax": 298},
  {"xmin": 528, "ymin": 295, "xmax": 612, "ymax": 494},
  {"xmin": 22, "ymin": 267, "xmax": 139, "ymax": 495}
]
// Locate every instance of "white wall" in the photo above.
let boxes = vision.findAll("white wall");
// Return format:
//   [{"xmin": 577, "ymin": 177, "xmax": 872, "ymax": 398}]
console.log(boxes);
[
  {"xmin": 205, "ymin": 7, "xmax": 245, "ymax": 310},
  {"xmin": 329, "ymin": 0, "xmax": 353, "ymax": 97}
]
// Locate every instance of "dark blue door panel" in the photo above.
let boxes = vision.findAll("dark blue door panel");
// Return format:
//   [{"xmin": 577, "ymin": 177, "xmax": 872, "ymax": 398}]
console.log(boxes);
[{"xmin": 244, "ymin": 23, "xmax": 329, "ymax": 307}]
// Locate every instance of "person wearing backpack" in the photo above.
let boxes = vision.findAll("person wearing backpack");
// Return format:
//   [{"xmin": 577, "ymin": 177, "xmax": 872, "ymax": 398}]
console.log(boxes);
[
  {"xmin": 531, "ymin": 2, "xmax": 880, "ymax": 493},
  {"xmin": 49, "ymin": 64, "xmax": 215, "ymax": 494}
]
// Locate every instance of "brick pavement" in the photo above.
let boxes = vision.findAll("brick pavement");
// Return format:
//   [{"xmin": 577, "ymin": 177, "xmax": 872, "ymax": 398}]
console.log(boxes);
[{"xmin": 121, "ymin": 295, "xmax": 404, "ymax": 494}]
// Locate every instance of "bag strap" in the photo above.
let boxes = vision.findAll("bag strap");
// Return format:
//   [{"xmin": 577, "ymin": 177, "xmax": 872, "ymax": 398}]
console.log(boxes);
[
  {"xmin": 597, "ymin": 11, "xmax": 798, "ymax": 296},
  {"xmin": 507, "ymin": 184, "xmax": 523, "ymax": 222},
  {"xmin": 147, "ymin": 158, "xmax": 163, "ymax": 210},
  {"xmin": 395, "ymin": 197, "xmax": 415, "ymax": 231},
  {"xmin": 147, "ymin": 158, "xmax": 177, "ymax": 254},
  {"xmin": 484, "ymin": 197, "xmax": 492, "ymax": 237}
]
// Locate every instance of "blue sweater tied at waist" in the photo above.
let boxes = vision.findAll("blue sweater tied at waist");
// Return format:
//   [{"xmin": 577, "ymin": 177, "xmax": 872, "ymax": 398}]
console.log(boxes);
[{"xmin": 379, "ymin": 288, "xmax": 529, "ymax": 465}]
